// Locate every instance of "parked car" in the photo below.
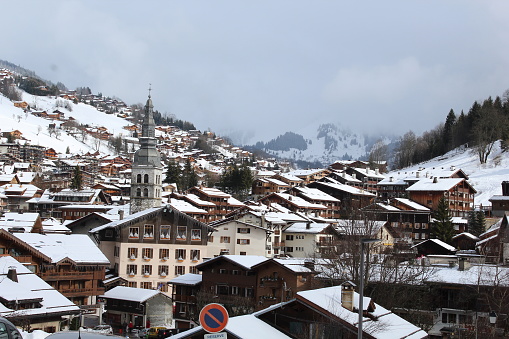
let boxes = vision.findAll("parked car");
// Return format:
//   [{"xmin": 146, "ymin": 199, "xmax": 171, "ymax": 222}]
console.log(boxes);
[
  {"xmin": 146, "ymin": 327, "xmax": 167, "ymax": 339},
  {"xmin": 156, "ymin": 329, "xmax": 172, "ymax": 339},
  {"xmin": 0, "ymin": 317, "xmax": 23, "ymax": 339},
  {"xmin": 90, "ymin": 325, "xmax": 113, "ymax": 335},
  {"xmin": 137, "ymin": 328, "xmax": 149, "ymax": 338},
  {"xmin": 46, "ymin": 332, "xmax": 122, "ymax": 339}
]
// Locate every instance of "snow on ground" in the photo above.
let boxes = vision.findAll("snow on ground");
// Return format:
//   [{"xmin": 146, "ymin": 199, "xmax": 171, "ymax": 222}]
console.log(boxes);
[
  {"xmin": 387, "ymin": 142, "xmax": 509, "ymax": 207},
  {"xmin": 0, "ymin": 91, "xmax": 129, "ymax": 155}
]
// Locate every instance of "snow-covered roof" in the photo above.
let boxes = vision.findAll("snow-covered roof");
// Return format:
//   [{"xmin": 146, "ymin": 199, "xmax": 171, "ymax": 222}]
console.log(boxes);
[
  {"xmin": 296, "ymin": 286, "xmax": 427, "ymax": 338},
  {"xmin": 393, "ymin": 198, "xmax": 430, "ymax": 211},
  {"xmin": 411, "ymin": 238, "xmax": 456, "ymax": 252},
  {"xmin": 313, "ymin": 181, "xmax": 376, "ymax": 197},
  {"xmin": 405, "ymin": 178, "xmax": 468, "ymax": 192},
  {"xmin": 284, "ymin": 222, "xmax": 332, "ymax": 234},
  {"xmin": 169, "ymin": 198, "xmax": 207, "ymax": 214},
  {"xmin": 294, "ymin": 186, "xmax": 340, "ymax": 202},
  {"xmin": 101, "ymin": 286, "xmax": 162, "ymax": 303},
  {"xmin": 12, "ymin": 233, "xmax": 110, "ymax": 264},
  {"xmin": 200, "ymin": 255, "xmax": 269, "ymax": 270},
  {"xmin": 168, "ymin": 273, "xmax": 202, "ymax": 286},
  {"xmin": 0, "ymin": 256, "xmax": 81, "ymax": 317}
]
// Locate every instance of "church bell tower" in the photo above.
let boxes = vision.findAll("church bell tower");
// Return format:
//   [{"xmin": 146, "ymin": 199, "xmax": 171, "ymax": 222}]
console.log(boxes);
[{"xmin": 130, "ymin": 89, "xmax": 163, "ymax": 214}]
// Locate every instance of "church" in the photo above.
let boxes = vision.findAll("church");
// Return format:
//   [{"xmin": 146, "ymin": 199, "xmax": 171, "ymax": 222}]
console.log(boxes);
[{"xmin": 90, "ymin": 92, "xmax": 212, "ymax": 292}]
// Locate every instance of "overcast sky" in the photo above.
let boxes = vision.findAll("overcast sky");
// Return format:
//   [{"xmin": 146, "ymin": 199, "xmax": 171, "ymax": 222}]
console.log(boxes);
[{"xmin": 3, "ymin": 1, "xmax": 509, "ymax": 144}]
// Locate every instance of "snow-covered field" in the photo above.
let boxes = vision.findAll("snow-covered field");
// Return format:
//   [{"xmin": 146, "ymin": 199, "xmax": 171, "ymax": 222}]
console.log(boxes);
[
  {"xmin": 386, "ymin": 142, "xmax": 509, "ymax": 207},
  {"xmin": 0, "ymin": 91, "xmax": 129, "ymax": 155}
]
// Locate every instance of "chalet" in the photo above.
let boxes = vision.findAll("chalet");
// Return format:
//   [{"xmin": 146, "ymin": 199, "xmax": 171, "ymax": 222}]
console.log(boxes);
[
  {"xmin": 13, "ymin": 101, "xmax": 29, "ymax": 109},
  {"xmin": 283, "ymin": 222, "xmax": 340, "ymax": 257},
  {"xmin": 0, "ymin": 183, "xmax": 44, "ymax": 211},
  {"xmin": 168, "ymin": 198, "xmax": 209, "ymax": 224},
  {"xmin": 286, "ymin": 168, "xmax": 330, "ymax": 185},
  {"xmin": 406, "ymin": 177, "xmax": 476, "ymax": 218},
  {"xmin": 289, "ymin": 186, "xmax": 341, "ymax": 219},
  {"xmin": 308, "ymin": 179, "xmax": 376, "ymax": 216},
  {"xmin": 171, "ymin": 283, "xmax": 426, "ymax": 339},
  {"xmin": 196, "ymin": 255, "xmax": 316, "ymax": 314},
  {"xmin": 169, "ymin": 273, "xmax": 202, "ymax": 329},
  {"xmin": 251, "ymin": 177, "xmax": 290, "ymax": 198},
  {"xmin": 452, "ymin": 232, "xmax": 479, "ymax": 251},
  {"xmin": 169, "ymin": 193, "xmax": 216, "ymax": 223},
  {"xmin": 325, "ymin": 169, "xmax": 363, "ymax": 188},
  {"xmin": 186, "ymin": 186, "xmax": 245, "ymax": 220},
  {"xmin": 101, "ymin": 286, "xmax": 172, "ymax": 331},
  {"xmin": 45, "ymin": 148, "xmax": 58, "ymax": 159},
  {"xmin": 345, "ymin": 167, "xmax": 385, "ymax": 194},
  {"xmin": 0, "ymin": 212, "xmax": 43, "ymax": 233},
  {"xmin": 0, "ymin": 231, "xmax": 108, "ymax": 316},
  {"xmin": 411, "ymin": 238, "xmax": 456, "ymax": 256},
  {"xmin": 361, "ymin": 198, "xmax": 432, "ymax": 244},
  {"xmin": 89, "ymin": 205, "xmax": 214, "ymax": 291},
  {"xmin": 258, "ymin": 192, "xmax": 327, "ymax": 217},
  {"xmin": 489, "ymin": 181, "xmax": 509, "ymax": 217},
  {"xmin": 476, "ymin": 215, "xmax": 509, "ymax": 264},
  {"xmin": 0, "ymin": 256, "xmax": 81, "ymax": 332}
]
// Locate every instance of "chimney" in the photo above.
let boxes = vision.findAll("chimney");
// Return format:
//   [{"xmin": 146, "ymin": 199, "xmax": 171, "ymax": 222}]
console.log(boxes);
[
  {"xmin": 118, "ymin": 209, "xmax": 124, "ymax": 220},
  {"xmin": 341, "ymin": 281, "xmax": 356, "ymax": 311},
  {"xmin": 389, "ymin": 177, "xmax": 394, "ymax": 182},
  {"xmin": 458, "ymin": 257, "xmax": 470, "ymax": 271},
  {"xmin": 433, "ymin": 177, "xmax": 438, "ymax": 184},
  {"xmin": 416, "ymin": 172, "xmax": 420, "ymax": 178},
  {"xmin": 303, "ymin": 259, "xmax": 314, "ymax": 271},
  {"xmin": 375, "ymin": 168, "xmax": 379, "ymax": 175},
  {"xmin": 306, "ymin": 222, "xmax": 311, "ymax": 229},
  {"xmin": 450, "ymin": 165, "xmax": 456, "ymax": 171},
  {"xmin": 7, "ymin": 266, "xmax": 18, "ymax": 282}
]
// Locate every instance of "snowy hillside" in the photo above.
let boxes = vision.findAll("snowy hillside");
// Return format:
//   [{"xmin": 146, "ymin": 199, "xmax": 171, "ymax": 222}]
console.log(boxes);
[
  {"xmin": 259, "ymin": 122, "xmax": 379, "ymax": 165},
  {"xmin": 387, "ymin": 142, "xmax": 509, "ymax": 208},
  {"xmin": 0, "ymin": 91, "xmax": 130, "ymax": 155}
]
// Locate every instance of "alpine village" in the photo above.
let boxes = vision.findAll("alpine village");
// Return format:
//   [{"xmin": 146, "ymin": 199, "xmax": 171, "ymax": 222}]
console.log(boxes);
[{"xmin": 3, "ymin": 64, "xmax": 509, "ymax": 339}]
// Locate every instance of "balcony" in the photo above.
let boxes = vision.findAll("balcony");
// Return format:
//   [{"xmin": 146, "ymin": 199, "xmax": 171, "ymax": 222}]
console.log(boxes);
[
  {"xmin": 60, "ymin": 287, "xmax": 105, "ymax": 297},
  {"xmin": 41, "ymin": 271, "xmax": 95, "ymax": 280},
  {"xmin": 272, "ymin": 241, "xmax": 285, "ymax": 248}
]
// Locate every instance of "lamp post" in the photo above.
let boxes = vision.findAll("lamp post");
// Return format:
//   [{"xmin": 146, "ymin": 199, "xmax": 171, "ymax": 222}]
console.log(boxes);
[{"xmin": 358, "ymin": 238, "xmax": 381, "ymax": 339}]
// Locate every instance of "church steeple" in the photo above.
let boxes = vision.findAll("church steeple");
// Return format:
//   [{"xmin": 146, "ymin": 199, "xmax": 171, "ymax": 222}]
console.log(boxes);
[{"xmin": 130, "ymin": 88, "xmax": 163, "ymax": 214}]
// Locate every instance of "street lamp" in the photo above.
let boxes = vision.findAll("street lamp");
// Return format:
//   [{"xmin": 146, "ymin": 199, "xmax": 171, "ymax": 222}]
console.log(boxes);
[{"xmin": 358, "ymin": 238, "xmax": 381, "ymax": 339}]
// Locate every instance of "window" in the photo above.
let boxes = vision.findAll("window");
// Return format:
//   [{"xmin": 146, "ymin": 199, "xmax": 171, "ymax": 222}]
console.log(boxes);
[
  {"xmin": 142, "ymin": 265, "xmax": 152, "ymax": 276},
  {"xmin": 286, "ymin": 247, "xmax": 294, "ymax": 252},
  {"xmin": 220, "ymin": 236, "xmax": 231, "ymax": 243},
  {"xmin": 286, "ymin": 235, "xmax": 294, "ymax": 241},
  {"xmin": 136, "ymin": 174, "xmax": 142, "ymax": 183},
  {"xmin": 414, "ymin": 223, "xmax": 421, "ymax": 229},
  {"xmin": 159, "ymin": 248, "xmax": 169, "ymax": 260},
  {"xmin": 175, "ymin": 249, "xmax": 186, "ymax": 260},
  {"xmin": 160, "ymin": 225, "xmax": 171, "ymax": 240},
  {"xmin": 158, "ymin": 282, "xmax": 168, "ymax": 292},
  {"xmin": 136, "ymin": 188, "xmax": 141, "ymax": 197},
  {"xmin": 142, "ymin": 248, "xmax": 153, "ymax": 260},
  {"xmin": 175, "ymin": 266, "xmax": 185, "ymax": 276},
  {"xmin": 422, "ymin": 223, "xmax": 428, "ymax": 229},
  {"xmin": 105, "ymin": 230, "xmax": 114, "ymax": 238},
  {"xmin": 237, "ymin": 239, "xmax": 250, "ymax": 245},
  {"xmin": 158, "ymin": 265, "xmax": 168, "ymax": 276},
  {"xmin": 128, "ymin": 248, "xmax": 138, "ymax": 259},
  {"xmin": 141, "ymin": 282, "xmax": 152, "ymax": 289},
  {"xmin": 414, "ymin": 233, "xmax": 419, "ymax": 239},
  {"xmin": 129, "ymin": 227, "xmax": 139, "ymax": 239},
  {"xmin": 144, "ymin": 225, "xmax": 154, "ymax": 238},
  {"xmin": 219, "ymin": 269, "xmax": 227, "ymax": 274},
  {"xmin": 240, "ymin": 252, "xmax": 246, "ymax": 255},
  {"xmin": 231, "ymin": 286, "xmax": 239, "ymax": 295},
  {"xmin": 143, "ymin": 188, "xmax": 149, "ymax": 197},
  {"xmin": 177, "ymin": 226, "xmax": 187, "ymax": 240},
  {"xmin": 191, "ymin": 229, "xmax": 201, "ymax": 241},
  {"xmin": 217, "ymin": 285, "xmax": 229, "ymax": 295},
  {"xmin": 114, "ymin": 246, "xmax": 119, "ymax": 257},
  {"xmin": 296, "ymin": 247, "xmax": 304, "ymax": 252},
  {"xmin": 232, "ymin": 270, "xmax": 240, "ymax": 275},
  {"xmin": 128, "ymin": 281, "xmax": 137, "ymax": 288},
  {"xmin": 189, "ymin": 266, "xmax": 199, "ymax": 274},
  {"xmin": 191, "ymin": 249, "xmax": 200, "ymax": 261},
  {"xmin": 237, "ymin": 228, "xmax": 250, "ymax": 234},
  {"xmin": 127, "ymin": 264, "xmax": 137, "ymax": 275},
  {"xmin": 144, "ymin": 174, "xmax": 149, "ymax": 183},
  {"xmin": 208, "ymin": 236, "xmax": 214, "ymax": 243}
]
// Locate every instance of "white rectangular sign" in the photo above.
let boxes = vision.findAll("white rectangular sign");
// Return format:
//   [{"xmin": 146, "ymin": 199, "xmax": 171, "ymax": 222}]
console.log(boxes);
[{"xmin": 204, "ymin": 333, "xmax": 227, "ymax": 339}]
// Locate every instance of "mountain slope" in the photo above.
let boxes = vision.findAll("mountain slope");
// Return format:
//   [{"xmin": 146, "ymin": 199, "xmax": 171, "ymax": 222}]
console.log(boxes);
[{"xmin": 387, "ymin": 142, "xmax": 509, "ymax": 207}]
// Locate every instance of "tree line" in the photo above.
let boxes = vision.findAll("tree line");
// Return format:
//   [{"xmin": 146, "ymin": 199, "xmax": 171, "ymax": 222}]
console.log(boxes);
[{"xmin": 393, "ymin": 91, "xmax": 509, "ymax": 169}]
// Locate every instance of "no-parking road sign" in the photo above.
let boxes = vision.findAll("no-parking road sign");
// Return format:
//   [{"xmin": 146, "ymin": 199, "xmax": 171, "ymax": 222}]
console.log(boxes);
[{"xmin": 199, "ymin": 303, "xmax": 229, "ymax": 333}]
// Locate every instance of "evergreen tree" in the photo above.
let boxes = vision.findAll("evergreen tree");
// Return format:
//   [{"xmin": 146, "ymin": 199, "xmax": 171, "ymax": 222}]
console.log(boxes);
[
  {"xmin": 163, "ymin": 159, "xmax": 181, "ymax": 188},
  {"xmin": 180, "ymin": 158, "xmax": 198, "ymax": 191},
  {"xmin": 474, "ymin": 210, "xmax": 486, "ymax": 236},
  {"xmin": 70, "ymin": 166, "xmax": 83, "ymax": 191},
  {"xmin": 443, "ymin": 109, "xmax": 456, "ymax": 152},
  {"xmin": 430, "ymin": 197, "xmax": 454, "ymax": 244}
]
